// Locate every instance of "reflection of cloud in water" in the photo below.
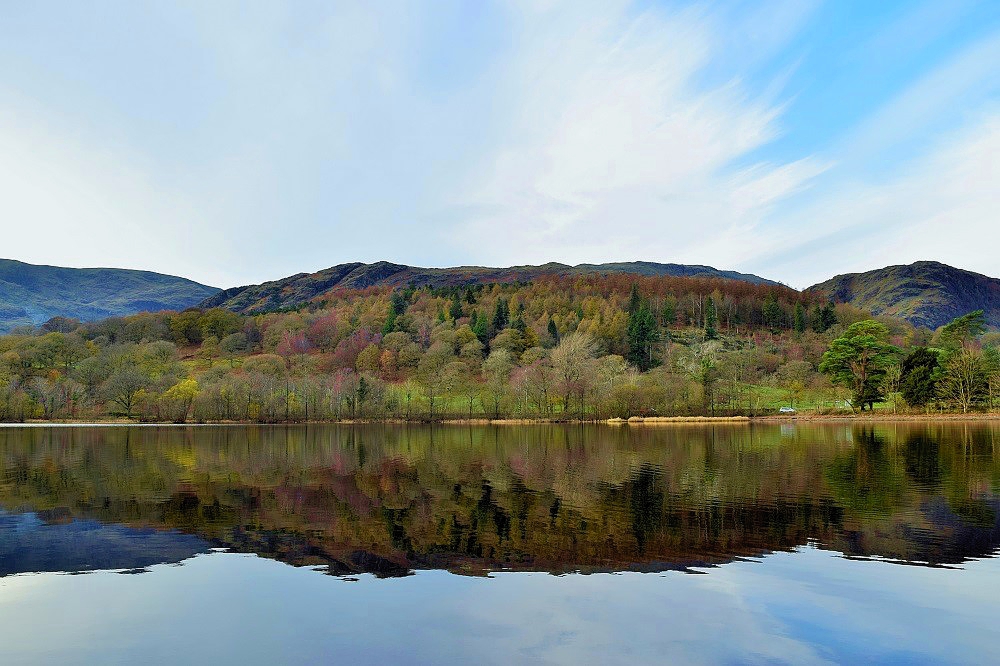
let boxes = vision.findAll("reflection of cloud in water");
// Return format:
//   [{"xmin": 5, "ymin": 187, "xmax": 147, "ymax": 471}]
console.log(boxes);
[
  {"xmin": 0, "ymin": 510, "xmax": 211, "ymax": 576},
  {"xmin": 2, "ymin": 548, "xmax": 998, "ymax": 664}
]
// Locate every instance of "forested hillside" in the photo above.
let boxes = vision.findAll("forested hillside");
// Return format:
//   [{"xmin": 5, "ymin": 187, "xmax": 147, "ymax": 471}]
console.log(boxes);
[
  {"xmin": 199, "ymin": 261, "xmax": 778, "ymax": 314},
  {"xmin": 3, "ymin": 270, "xmax": 997, "ymax": 423},
  {"xmin": 0, "ymin": 259, "xmax": 219, "ymax": 332},
  {"xmin": 808, "ymin": 261, "xmax": 1000, "ymax": 330}
]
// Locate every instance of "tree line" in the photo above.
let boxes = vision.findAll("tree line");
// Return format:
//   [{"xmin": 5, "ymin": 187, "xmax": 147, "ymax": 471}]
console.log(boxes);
[{"xmin": 0, "ymin": 274, "xmax": 996, "ymax": 422}]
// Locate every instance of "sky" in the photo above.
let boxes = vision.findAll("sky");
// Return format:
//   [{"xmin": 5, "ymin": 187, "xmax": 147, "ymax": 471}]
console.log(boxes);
[{"xmin": 0, "ymin": 0, "xmax": 997, "ymax": 290}]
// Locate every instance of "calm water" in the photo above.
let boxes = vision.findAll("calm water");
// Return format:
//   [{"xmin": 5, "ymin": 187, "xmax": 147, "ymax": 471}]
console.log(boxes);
[{"xmin": 0, "ymin": 423, "xmax": 998, "ymax": 664}]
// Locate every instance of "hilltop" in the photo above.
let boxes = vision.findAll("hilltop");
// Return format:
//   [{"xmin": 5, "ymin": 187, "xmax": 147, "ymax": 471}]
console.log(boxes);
[{"xmin": 808, "ymin": 261, "xmax": 1000, "ymax": 330}]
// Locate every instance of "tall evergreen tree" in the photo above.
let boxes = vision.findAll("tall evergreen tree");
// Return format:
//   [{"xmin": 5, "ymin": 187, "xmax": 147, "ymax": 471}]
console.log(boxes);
[
  {"xmin": 793, "ymin": 302, "xmax": 806, "ymax": 334},
  {"xmin": 449, "ymin": 293, "xmax": 463, "ymax": 321},
  {"xmin": 899, "ymin": 347, "xmax": 940, "ymax": 407},
  {"xmin": 627, "ymin": 300, "xmax": 659, "ymax": 371},
  {"xmin": 811, "ymin": 302, "xmax": 836, "ymax": 332},
  {"xmin": 627, "ymin": 283, "xmax": 642, "ymax": 315},
  {"xmin": 492, "ymin": 298, "xmax": 509, "ymax": 331},
  {"xmin": 762, "ymin": 293, "xmax": 783, "ymax": 330},
  {"xmin": 704, "ymin": 297, "xmax": 718, "ymax": 340},
  {"xmin": 472, "ymin": 311, "xmax": 488, "ymax": 343}
]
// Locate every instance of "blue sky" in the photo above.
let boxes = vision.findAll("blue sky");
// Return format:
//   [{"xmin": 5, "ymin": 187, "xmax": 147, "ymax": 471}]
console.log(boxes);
[{"xmin": 0, "ymin": 0, "xmax": 997, "ymax": 289}]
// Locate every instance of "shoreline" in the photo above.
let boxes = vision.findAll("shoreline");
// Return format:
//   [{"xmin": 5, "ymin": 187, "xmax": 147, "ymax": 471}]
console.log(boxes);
[{"xmin": 2, "ymin": 413, "xmax": 1000, "ymax": 427}]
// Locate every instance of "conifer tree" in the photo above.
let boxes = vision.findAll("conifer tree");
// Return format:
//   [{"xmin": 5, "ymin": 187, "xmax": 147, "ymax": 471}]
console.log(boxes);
[{"xmin": 705, "ymin": 297, "xmax": 719, "ymax": 340}]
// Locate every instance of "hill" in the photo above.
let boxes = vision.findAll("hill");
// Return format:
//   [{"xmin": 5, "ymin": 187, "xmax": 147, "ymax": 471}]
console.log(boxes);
[
  {"xmin": 0, "ymin": 259, "xmax": 220, "ymax": 332},
  {"xmin": 807, "ymin": 261, "xmax": 1000, "ymax": 330},
  {"xmin": 200, "ymin": 260, "xmax": 779, "ymax": 314}
]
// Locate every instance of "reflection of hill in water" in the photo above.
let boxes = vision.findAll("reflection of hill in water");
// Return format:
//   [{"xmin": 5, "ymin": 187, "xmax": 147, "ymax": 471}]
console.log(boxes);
[
  {"xmin": 0, "ymin": 424, "xmax": 997, "ymax": 577},
  {"xmin": 0, "ymin": 510, "xmax": 210, "ymax": 576}
]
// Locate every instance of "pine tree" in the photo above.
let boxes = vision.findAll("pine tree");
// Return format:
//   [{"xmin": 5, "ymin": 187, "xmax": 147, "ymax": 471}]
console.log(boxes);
[
  {"xmin": 472, "ymin": 311, "xmax": 488, "ymax": 343},
  {"xmin": 547, "ymin": 318, "xmax": 559, "ymax": 343},
  {"xmin": 705, "ymin": 297, "xmax": 718, "ymax": 340},
  {"xmin": 382, "ymin": 309, "xmax": 397, "ymax": 335},
  {"xmin": 627, "ymin": 283, "xmax": 642, "ymax": 315},
  {"xmin": 492, "ymin": 298, "xmax": 509, "ymax": 331},
  {"xmin": 811, "ymin": 302, "xmax": 836, "ymax": 332},
  {"xmin": 762, "ymin": 293, "xmax": 783, "ymax": 330},
  {"xmin": 626, "ymin": 300, "xmax": 659, "ymax": 371},
  {"xmin": 449, "ymin": 293, "xmax": 463, "ymax": 321},
  {"xmin": 793, "ymin": 302, "xmax": 806, "ymax": 334}
]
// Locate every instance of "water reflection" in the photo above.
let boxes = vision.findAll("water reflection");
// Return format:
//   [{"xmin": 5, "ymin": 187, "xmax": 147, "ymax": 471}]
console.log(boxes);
[{"xmin": 0, "ymin": 423, "xmax": 997, "ymax": 578}]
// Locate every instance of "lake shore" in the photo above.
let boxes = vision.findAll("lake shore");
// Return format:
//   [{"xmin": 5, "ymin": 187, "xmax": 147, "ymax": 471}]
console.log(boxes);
[{"xmin": 4, "ymin": 412, "xmax": 1000, "ymax": 427}]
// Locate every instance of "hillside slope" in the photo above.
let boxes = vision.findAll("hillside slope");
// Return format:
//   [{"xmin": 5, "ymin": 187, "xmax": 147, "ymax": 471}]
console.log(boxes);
[
  {"xmin": 807, "ymin": 261, "xmax": 1000, "ymax": 329},
  {"xmin": 199, "ymin": 261, "xmax": 779, "ymax": 313},
  {"xmin": 0, "ymin": 259, "xmax": 220, "ymax": 332}
]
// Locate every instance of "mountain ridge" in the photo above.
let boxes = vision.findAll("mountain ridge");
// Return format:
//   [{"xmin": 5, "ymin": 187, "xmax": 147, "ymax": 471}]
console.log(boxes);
[
  {"xmin": 3, "ymin": 257, "xmax": 998, "ymax": 333},
  {"xmin": 0, "ymin": 259, "xmax": 220, "ymax": 332},
  {"xmin": 197, "ymin": 260, "xmax": 781, "ymax": 313}
]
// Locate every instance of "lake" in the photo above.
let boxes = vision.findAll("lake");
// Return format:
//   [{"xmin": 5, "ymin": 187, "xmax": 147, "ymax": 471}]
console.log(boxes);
[{"xmin": 0, "ymin": 423, "xmax": 998, "ymax": 664}]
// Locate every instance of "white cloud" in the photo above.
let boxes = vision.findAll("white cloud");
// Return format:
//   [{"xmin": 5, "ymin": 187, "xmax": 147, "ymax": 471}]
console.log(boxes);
[
  {"xmin": 448, "ymin": 1, "xmax": 825, "ymax": 269},
  {"xmin": 0, "ymin": 1, "xmax": 995, "ymax": 290},
  {"xmin": 0, "ymin": 95, "xmax": 232, "ymax": 285}
]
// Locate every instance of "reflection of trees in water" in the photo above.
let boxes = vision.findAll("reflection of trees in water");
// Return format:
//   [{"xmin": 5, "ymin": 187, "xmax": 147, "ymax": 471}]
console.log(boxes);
[
  {"xmin": 0, "ymin": 424, "xmax": 997, "ymax": 576},
  {"xmin": 826, "ymin": 429, "xmax": 907, "ymax": 516}
]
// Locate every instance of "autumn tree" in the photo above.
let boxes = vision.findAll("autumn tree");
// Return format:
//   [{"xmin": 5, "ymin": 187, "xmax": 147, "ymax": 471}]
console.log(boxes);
[
  {"xmin": 162, "ymin": 378, "xmax": 200, "ymax": 422},
  {"xmin": 102, "ymin": 367, "xmax": 152, "ymax": 418},
  {"xmin": 936, "ymin": 348, "xmax": 987, "ymax": 413},
  {"xmin": 551, "ymin": 332, "xmax": 598, "ymax": 416},
  {"xmin": 481, "ymin": 349, "xmax": 514, "ymax": 418},
  {"xmin": 417, "ymin": 341, "xmax": 453, "ymax": 419}
]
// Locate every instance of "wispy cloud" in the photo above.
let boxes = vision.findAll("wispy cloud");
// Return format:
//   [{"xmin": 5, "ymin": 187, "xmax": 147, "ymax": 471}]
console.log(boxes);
[
  {"xmin": 449, "ymin": 1, "xmax": 826, "ymax": 269},
  {"xmin": 0, "ymin": 1, "xmax": 996, "ymax": 288}
]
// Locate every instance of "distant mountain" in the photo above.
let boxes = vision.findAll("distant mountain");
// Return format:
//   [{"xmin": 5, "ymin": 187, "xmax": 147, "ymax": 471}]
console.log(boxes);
[
  {"xmin": 0, "ymin": 259, "xmax": 220, "ymax": 332},
  {"xmin": 807, "ymin": 261, "xmax": 1000, "ymax": 330},
  {"xmin": 199, "ymin": 261, "xmax": 780, "ymax": 314}
]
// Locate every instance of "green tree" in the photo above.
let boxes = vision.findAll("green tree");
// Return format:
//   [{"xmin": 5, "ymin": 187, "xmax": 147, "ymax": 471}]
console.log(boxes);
[
  {"xmin": 938, "ymin": 310, "xmax": 986, "ymax": 350},
  {"xmin": 899, "ymin": 347, "xmax": 939, "ymax": 408},
  {"xmin": 627, "ymin": 283, "xmax": 642, "ymax": 315},
  {"xmin": 471, "ymin": 311, "xmax": 489, "ymax": 344},
  {"xmin": 762, "ymin": 293, "xmax": 783, "ymax": 330},
  {"xmin": 382, "ymin": 309, "xmax": 398, "ymax": 335},
  {"xmin": 812, "ymin": 302, "xmax": 836, "ymax": 333},
  {"xmin": 661, "ymin": 298, "xmax": 676, "ymax": 328},
  {"xmin": 704, "ymin": 297, "xmax": 719, "ymax": 340},
  {"xmin": 626, "ymin": 300, "xmax": 659, "ymax": 371},
  {"xmin": 449, "ymin": 293, "xmax": 464, "ymax": 321},
  {"xmin": 819, "ymin": 320, "xmax": 898, "ymax": 411},
  {"xmin": 793, "ymin": 302, "xmax": 806, "ymax": 334},
  {"xmin": 547, "ymin": 318, "xmax": 559, "ymax": 345},
  {"xmin": 492, "ymin": 298, "xmax": 509, "ymax": 332}
]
